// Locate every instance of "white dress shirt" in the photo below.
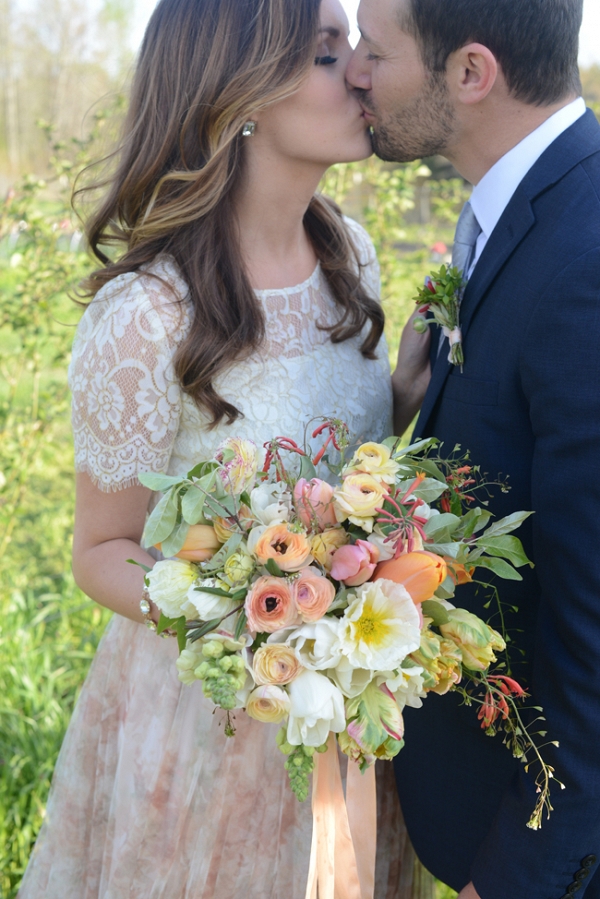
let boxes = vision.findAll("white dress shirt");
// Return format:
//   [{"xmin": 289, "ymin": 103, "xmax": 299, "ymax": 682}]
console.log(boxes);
[{"xmin": 468, "ymin": 97, "xmax": 586, "ymax": 276}]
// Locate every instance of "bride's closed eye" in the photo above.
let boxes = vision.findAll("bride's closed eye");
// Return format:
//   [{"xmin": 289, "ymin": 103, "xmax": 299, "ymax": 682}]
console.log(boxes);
[{"xmin": 315, "ymin": 55, "xmax": 338, "ymax": 65}]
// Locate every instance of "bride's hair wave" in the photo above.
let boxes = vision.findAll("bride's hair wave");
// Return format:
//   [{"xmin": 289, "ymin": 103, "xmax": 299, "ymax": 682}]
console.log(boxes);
[{"xmin": 75, "ymin": 0, "xmax": 384, "ymax": 427}]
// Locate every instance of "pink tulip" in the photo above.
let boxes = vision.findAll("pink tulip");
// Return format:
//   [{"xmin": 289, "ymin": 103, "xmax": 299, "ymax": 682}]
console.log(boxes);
[
  {"xmin": 330, "ymin": 540, "xmax": 380, "ymax": 587},
  {"xmin": 293, "ymin": 478, "xmax": 337, "ymax": 532}
]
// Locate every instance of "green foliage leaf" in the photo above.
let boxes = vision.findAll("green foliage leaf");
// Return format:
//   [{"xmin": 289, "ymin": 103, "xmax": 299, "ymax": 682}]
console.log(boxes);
[
  {"xmin": 299, "ymin": 454, "xmax": 318, "ymax": 481},
  {"xmin": 423, "ymin": 513, "xmax": 461, "ymax": 539},
  {"xmin": 137, "ymin": 472, "xmax": 184, "ymax": 492},
  {"xmin": 427, "ymin": 542, "xmax": 461, "ymax": 559},
  {"xmin": 483, "ymin": 511, "xmax": 533, "ymax": 538},
  {"xmin": 475, "ymin": 535, "xmax": 532, "ymax": 568},
  {"xmin": 392, "ymin": 437, "xmax": 439, "ymax": 457},
  {"xmin": 458, "ymin": 507, "xmax": 493, "ymax": 539},
  {"xmin": 411, "ymin": 478, "xmax": 449, "ymax": 503},
  {"xmin": 234, "ymin": 611, "xmax": 248, "ymax": 641},
  {"xmin": 181, "ymin": 472, "xmax": 217, "ymax": 524},
  {"xmin": 188, "ymin": 617, "xmax": 223, "ymax": 643},
  {"xmin": 160, "ymin": 519, "xmax": 190, "ymax": 558},
  {"xmin": 141, "ymin": 489, "xmax": 178, "ymax": 549},
  {"xmin": 156, "ymin": 612, "xmax": 183, "ymax": 635},
  {"xmin": 265, "ymin": 558, "xmax": 285, "ymax": 578},
  {"xmin": 474, "ymin": 556, "xmax": 523, "ymax": 581},
  {"xmin": 126, "ymin": 558, "xmax": 152, "ymax": 574},
  {"xmin": 421, "ymin": 600, "xmax": 450, "ymax": 626}
]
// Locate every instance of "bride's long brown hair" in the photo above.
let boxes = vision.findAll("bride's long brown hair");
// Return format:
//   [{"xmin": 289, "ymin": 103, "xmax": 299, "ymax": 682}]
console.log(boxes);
[{"xmin": 77, "ymin": 0, "xmax": 384, "ymax": 426}]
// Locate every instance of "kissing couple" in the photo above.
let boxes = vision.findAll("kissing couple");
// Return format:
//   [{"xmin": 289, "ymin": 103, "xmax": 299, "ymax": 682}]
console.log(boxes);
[{"xmin": 18, "ymin": 0, "xmax": 600, "ymax": 898}]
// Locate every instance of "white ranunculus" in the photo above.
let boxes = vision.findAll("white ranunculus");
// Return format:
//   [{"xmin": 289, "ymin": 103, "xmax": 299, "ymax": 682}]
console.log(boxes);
[
  {"xmin": 287, "ymin": 670, "xmax": 346, "ymax": 747},
  {"xmin": 328, "ymin": 657, "xmax": 375, "ymax": 698},
  {"xmin": 339, "ymin": 580, "xmax": 421, "ymax": 672},
  {"xmin": 250, "ymin": 481, "xmax": 292, "ymax": 527},
  {"xmin": 286, "ymin": 618, "xmax": 343, "ymax": 671},
  {"xmin": 246, "ymin": 525, "xmax": 266, "ymax": 556},
  {"xmin": 384, "ymin": 664, "xmax": 427, "ymax": 711},
  {"xmin": 187, "ymin": 578, "xmax": 239, "ymax": 621},
  {"xmin": 367, "ymin": 526, "xmax": 396, "ymax": 562},
  {"xmin": 147, "ymin": 559, "xmax": 198, "ymax": 619}
]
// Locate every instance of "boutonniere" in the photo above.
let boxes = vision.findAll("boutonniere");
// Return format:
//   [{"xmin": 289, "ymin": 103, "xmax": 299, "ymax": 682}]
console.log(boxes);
[{"xmin": 413, "ymin": 265, "xmax": 466, "ymax": 367}]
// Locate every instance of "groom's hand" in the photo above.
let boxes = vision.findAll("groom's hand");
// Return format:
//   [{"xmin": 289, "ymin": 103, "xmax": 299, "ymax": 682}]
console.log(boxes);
[{"xmin": 457, "ymin": 883, "xmax": 481, "ymax": 899}]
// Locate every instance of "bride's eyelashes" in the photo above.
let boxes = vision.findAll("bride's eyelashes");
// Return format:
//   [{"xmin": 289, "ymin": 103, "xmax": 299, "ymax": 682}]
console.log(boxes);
[{"xmin": 315, "ymin": 55, "xmax": 338, "ymax": 66}]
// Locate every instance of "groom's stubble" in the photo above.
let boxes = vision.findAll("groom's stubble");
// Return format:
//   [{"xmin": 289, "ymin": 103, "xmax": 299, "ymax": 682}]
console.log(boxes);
[{"xmin": 359, "ymin": 69, "xmax": 456, "ymax": 164}]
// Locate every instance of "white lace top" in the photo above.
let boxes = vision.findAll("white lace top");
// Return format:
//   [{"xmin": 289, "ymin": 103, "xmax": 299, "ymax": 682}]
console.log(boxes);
[{"xmin": 69, "ymin": 219, "xmax": 393, "ymax": 491}]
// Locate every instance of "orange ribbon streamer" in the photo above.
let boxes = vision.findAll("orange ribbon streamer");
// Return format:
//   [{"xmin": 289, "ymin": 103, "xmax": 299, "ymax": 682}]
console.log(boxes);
[{"xmin": 305, "ymin": 734, "xmax": 377, "ymax": 899}]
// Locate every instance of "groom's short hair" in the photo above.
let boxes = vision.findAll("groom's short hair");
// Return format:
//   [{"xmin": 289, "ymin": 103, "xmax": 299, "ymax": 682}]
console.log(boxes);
[{"xmin": 402, "ymin": 0, "xmax": 583, "ymax": 106}]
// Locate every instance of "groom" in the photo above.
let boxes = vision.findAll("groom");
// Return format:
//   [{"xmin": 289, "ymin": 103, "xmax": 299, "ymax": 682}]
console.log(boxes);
[{"xmin": 347, "ymin": 1, "xmax": 600, "ymax": 897}]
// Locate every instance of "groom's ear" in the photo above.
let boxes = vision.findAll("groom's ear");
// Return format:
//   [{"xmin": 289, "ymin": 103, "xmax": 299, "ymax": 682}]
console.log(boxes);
[{"xmin": 447, "ymin": 42, "xmax": 499, "ymax": 107}]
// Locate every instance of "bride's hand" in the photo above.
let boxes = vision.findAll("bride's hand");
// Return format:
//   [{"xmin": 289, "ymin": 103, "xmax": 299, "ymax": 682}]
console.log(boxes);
[{"xmin": 392, "ymin": 306, "xmax": 432, "ymax": 436}]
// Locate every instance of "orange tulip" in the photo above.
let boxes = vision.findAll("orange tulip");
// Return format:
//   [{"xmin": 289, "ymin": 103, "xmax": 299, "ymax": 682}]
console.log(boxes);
[
  {"xmin": 374, "ymin": 551, "xmax": 447, "ymax": 604},
  {"xmin": 446, "ymin": 559, "xmax": 474, "ymax": 586},
  {"xmin": 156, "ymin": 524, "xmax": 221, "ymax": 562}
]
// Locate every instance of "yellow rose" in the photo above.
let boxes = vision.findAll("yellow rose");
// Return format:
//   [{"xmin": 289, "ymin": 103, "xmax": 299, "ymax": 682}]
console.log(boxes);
[
  {"xmin": 309, "ymin": 527, "xmax": 349, "ymax": 570},
  {"xmin": 345, "ymin": 442, "xmax": 400, "ymax": 485},
  {"xmin": 333, "ymin": 473, "xmax": 389, "ymax": 533},
  {"xmin": 253, "ymin": 644, "xmax": 304, "ymax": 686},
  {"xmin": 246, "ymin": 685, "xmax": 291, "ymax": 723}
]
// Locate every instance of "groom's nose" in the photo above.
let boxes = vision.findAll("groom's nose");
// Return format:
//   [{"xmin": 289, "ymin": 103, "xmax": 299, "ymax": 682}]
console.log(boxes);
[{"xmin": 345, "ymin": 39, "xmax": 373, "ymax": 92}]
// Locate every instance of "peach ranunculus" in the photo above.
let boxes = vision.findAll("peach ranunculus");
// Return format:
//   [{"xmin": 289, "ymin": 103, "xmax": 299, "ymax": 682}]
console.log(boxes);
[
  {"xmin": 215, "ymin": 437, "xmax": 260, "ymax": 495},
  {"xmin": 156, "ymin": 524, "xmax": 221, "ymax": 562},
  {"xmin": 344, "ymin": 442, "xmax": 400, "ymax": 485},
  {"xmin": 253, "ymin": 644, "xmax": 304, "ymax": 686},
  {"xmin": 293, "ymin": 478, "xmax": 337, "ymax": 532},
  {"xmin": 309, "ymin": 527, "xmax": 349, "ymax": 570},
  {"xmin": 330, "ymin": 540, "xmax": 380, "ymax": 587},
  {"xmin": 293, "ymin": 566, "xmax": 336, "ymax": 622},
  {"xmin": 252, "ymin": 522, "xmax": 312, "ymax": 573},
  {"xmin": 333, "ymin": 473, "xmax": 389, "ymax": 533},
  {"xmin": 246, "ymin": 685, "xmax": 291, "ymax": 723},
  {"xmin": 374, "ymin": 551, "xmax": 447, "ymax": 604},
  {"xmin": 245, "ymin": 575, "xmax": 300, "ymax": 633}
]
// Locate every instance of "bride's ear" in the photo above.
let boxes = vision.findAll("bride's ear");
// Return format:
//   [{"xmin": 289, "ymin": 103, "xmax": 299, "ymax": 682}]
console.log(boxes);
[{"xmin": 447, "ymin": 42, "xmax": 498, "ymax": 107}]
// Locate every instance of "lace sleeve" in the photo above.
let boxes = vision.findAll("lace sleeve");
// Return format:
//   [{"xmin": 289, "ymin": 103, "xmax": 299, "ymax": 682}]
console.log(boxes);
[
  {"xmin": 344, "ymin": 216, "xmax": 381, "ymax": 302},
  {"xmin": 68, "ymin": 261, "xmax": 191, "ymax": 492}
]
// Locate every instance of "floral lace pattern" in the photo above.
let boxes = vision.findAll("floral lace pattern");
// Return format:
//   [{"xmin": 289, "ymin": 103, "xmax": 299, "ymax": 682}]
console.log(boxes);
[{"xmin": 69, "ymin": 218, "xmax": 392, "ymax": 492}]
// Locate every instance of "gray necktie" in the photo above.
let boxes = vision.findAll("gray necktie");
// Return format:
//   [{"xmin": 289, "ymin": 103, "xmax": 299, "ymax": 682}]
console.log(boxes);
[
  {"xmin": 452, "ymin": 201, "xmax": 482, "ymax": 277},
  {"xmin": 437, "ymin": 201, "xmax": 482, "ymax": 356}
]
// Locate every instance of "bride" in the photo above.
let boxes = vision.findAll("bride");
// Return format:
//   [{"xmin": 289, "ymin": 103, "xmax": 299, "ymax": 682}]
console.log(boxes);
[{"xmin": 19, "ymin": 0, "xmax": 431, "ymax": 895}]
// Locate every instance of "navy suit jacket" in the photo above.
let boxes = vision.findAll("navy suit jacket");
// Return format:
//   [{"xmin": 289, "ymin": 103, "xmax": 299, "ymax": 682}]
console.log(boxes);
[{"xmin": 394, "ymin": 109, "xmax": 600, "ymax": 899}]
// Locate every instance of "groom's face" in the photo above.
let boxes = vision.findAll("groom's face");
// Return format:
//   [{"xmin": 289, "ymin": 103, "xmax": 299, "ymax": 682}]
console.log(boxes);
[{"xmin": 346, "ymin": 0, "xmax": 456, "ymax": 162}]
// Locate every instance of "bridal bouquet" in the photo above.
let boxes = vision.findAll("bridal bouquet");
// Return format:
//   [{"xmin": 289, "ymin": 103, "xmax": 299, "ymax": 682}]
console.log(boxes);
[{"xmin": 136, "ymin": 420, "xmax": 554, "ymax": 829}]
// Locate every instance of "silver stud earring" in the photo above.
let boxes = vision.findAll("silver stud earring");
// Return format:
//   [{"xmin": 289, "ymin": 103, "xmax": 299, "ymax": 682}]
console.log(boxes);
[{"xmin": 242, "ymin": 121, "xmax": 257, "ymax": 137}]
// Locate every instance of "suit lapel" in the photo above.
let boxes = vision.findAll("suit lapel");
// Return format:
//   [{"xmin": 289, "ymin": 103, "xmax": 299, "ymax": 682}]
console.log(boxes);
[
  {"xmin": 415, "ymin": 195, "xmax": 535, "ymax": 437},
  {"xmin": 414, "ymin": 109, "xmax": 600, "ymax": 438}
]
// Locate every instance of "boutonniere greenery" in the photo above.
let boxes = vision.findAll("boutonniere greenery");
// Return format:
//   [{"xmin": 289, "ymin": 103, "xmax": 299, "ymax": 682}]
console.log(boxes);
[{"xmin": 413, "ymin": 265, "xmax": 466, "ymax": 367}]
